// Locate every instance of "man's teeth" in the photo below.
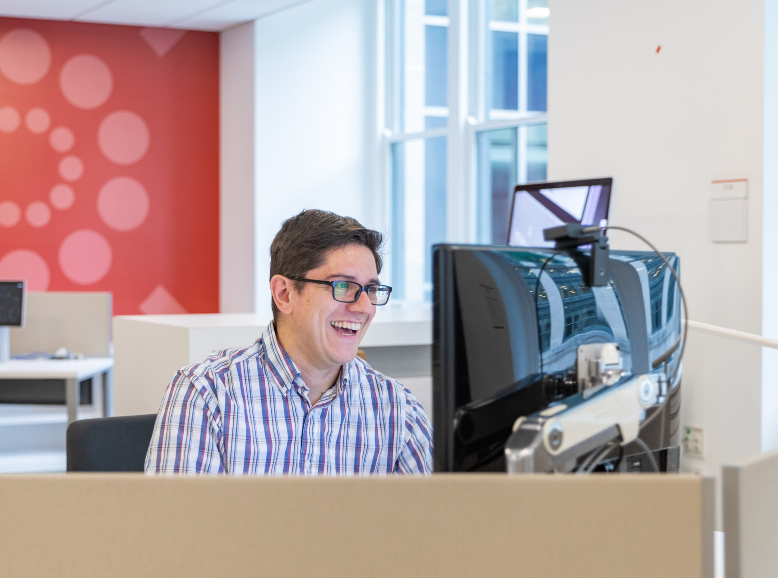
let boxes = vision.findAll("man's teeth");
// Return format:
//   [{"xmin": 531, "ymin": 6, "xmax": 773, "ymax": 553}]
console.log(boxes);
[{"xmin": 331, "ymin": 321, "xmax": 361, "ymax": 331}]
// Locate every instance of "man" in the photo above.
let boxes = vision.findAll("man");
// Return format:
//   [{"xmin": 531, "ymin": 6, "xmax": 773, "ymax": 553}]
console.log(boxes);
[{"xmin": 145, "ymin": 210, "xmax": 433, "ymax": 474}]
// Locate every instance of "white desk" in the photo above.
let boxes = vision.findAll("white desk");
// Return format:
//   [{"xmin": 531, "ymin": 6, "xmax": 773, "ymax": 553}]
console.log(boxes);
[
  {"xmin": 0, "ymin": 358, "xmax": 114, "ymax": 425},
  {"xmin": 113, "ymin": 305, "xmax": 432, "ymax": 416}
]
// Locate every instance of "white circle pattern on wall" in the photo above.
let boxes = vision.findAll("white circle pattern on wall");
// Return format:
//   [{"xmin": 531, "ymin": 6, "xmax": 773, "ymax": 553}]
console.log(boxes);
[{"xmin": 0, "ymin": 27, "xmax": 154, "ymax": 288}]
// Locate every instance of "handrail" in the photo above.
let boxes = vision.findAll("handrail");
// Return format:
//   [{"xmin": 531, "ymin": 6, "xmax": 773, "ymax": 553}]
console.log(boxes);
[{"xmin": 685, "ymin": 320, "xmax": 778, "ymax": 351}]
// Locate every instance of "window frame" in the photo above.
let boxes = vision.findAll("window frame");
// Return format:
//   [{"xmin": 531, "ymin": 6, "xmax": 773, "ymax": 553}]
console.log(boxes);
[{"xmin": 381, "ymin": 0, "xmax": 548, "ymax": 298}]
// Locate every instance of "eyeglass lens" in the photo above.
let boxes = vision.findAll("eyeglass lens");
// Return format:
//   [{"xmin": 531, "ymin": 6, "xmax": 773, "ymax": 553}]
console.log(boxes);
[{"xmin": 332, "ymin": 281, "xmax": 390, "ymax": 305}]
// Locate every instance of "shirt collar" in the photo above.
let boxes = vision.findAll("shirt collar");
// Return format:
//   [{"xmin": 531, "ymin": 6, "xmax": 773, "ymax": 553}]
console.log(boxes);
[
  {"xmin": 261, "ymin": 321, "xmax": 356, "ymax": 400},
  {"xmin": 261, "ymin": 322, "xmax": 301, "ymax": 395}
]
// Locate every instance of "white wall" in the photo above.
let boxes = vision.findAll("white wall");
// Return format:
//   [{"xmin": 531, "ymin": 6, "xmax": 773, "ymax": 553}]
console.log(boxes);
[
  {"xmin": 253, "ymin": 0, "xmax": 380, "ymax": 315},
  {"xmin": 550, "ymin": 0, "xmax": 771, "ymax": 525},
  {"xmin": 762, "ymin": 0, "xmax": 778, "ymax": 452}
]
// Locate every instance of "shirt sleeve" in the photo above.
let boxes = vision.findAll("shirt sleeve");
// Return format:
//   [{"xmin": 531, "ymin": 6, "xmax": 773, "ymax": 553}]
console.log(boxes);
[
  {"xmin": 395, "ymin": 386, "xmax": 434, "ymax": 475},
  {"xmin": 145, "ymin": 367, "xmax": 225, "ymax": 474}
]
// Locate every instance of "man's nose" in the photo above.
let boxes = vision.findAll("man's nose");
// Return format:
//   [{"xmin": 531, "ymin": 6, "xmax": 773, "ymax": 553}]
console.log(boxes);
[{"xmin": 348, "ymin": 289, "xmax": 373, "ymax": 314}]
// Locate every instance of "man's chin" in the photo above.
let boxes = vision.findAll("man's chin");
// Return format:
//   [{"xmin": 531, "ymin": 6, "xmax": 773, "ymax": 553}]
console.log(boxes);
[{"xmin": 332, "ymin": 349, "xmax": 360, "ymax": 365}]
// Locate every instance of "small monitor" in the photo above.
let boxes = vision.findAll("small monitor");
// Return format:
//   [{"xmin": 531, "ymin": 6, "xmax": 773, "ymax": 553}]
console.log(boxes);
[
  {"xmin": 507, "ymin": 178, "xmax": 612, "ymax": 247},
  {"xmin": 0, "ymin": 281, "xmax": 25, "ymax": 327}
]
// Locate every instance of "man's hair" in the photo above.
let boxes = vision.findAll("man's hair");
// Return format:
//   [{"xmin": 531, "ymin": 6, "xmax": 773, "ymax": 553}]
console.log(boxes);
[{"xmin": 269, "ymin": 210, "xmax": 384, "ymax": 321}]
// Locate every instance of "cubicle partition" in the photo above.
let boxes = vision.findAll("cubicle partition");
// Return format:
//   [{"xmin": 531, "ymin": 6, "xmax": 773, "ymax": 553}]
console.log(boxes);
[
  {"xmin": 0, "ymin": 292, "xmax": 113, "ymax": 472},
  {"xmin": 724, "ymin": 448, "xmax": 778, "ymax": 578},
  {"xmin": 0, "ymin": 474, "xmax": 713, "ymax": 578},
  {"xmin": 10, "ymin": 292, "xmax": 112, "ymax": 358}
]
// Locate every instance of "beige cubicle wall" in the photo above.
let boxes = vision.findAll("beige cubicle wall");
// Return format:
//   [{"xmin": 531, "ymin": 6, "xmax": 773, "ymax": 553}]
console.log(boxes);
[
  {"xmin": 724, "ymin": 448, "xmax": 778, "ymax": 578},
  {"xmin": 10, "ymin": 292, "xmax": 112, "ymax": 358},
  {"xmin": 0, "ymin": 474, "xmax": 713, "ymax": 578}
]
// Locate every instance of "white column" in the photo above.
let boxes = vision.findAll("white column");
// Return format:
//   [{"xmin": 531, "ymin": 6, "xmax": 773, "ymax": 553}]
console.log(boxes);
[{"xmin": 220, "ymin": 22, "xmax": 258, "ymax": 313}]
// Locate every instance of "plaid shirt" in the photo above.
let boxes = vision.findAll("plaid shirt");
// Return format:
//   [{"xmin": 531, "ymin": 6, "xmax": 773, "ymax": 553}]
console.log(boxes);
[{"xmin": 145, "ymin": 322, "xmax": 433, "ymax": 475}]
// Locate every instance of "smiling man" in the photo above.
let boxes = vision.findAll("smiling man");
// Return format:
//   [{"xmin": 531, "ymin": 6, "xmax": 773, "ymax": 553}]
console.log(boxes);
[{"xmin": 145, "ymin": 210, "xmax": 433, "ymax": 474}]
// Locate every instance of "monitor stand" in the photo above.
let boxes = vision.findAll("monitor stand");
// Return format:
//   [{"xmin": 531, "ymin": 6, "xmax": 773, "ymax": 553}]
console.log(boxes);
[{"xmin": 0, "ymin": 326, "xmax": 9, "ymax": 362}]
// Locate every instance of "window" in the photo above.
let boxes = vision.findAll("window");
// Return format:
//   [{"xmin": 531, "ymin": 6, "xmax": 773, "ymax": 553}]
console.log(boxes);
[{"xmin": 384, "ymin": 0, "xmax": 549, "ymax": 301}]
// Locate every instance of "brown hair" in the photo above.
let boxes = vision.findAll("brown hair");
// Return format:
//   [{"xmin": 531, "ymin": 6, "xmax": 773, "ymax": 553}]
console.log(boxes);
[{"xmin": 269, "ymin": 210, "xmax": 384, "ymax": 320}]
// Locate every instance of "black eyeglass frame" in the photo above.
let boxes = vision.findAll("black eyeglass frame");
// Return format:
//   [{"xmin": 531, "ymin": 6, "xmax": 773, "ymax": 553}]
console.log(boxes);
[{"xmin": 290, "ymin": 277, "xmax": 393, "ymax": 306}]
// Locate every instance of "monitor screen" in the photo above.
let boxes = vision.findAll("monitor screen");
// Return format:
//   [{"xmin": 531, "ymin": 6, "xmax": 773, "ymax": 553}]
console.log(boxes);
[
  {"xmin": 0, "ymin": 281, "xmax": 25, "ymax": 327},
  {"xmin": 432, "ymin": 244, "xmax": 681, "ymax": 473},
  {"xmin": 507, "ymin": 178, "xmax": 612, "ymax": 247}
]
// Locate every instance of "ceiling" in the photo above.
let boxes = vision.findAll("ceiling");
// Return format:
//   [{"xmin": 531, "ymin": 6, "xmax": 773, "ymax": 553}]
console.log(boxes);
[{"xmin": 0, "ymin": 0, "xmax": 312, "ymax": 31}]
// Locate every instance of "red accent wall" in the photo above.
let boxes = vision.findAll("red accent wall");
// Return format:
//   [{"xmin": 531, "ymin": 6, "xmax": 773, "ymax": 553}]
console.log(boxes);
[{"xmin": 0, "ymin": 18, "xmax": 219, "ymax": 315}]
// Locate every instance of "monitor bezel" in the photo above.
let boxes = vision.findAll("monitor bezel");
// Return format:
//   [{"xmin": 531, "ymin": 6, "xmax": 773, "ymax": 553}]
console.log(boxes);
[
  {"xmin": 506, "ymin": 177, "xmax": 613, "ymax": 246},
  {"xmin": 0, "ymin": 280, "xmax": 26, "ymax": 328}
]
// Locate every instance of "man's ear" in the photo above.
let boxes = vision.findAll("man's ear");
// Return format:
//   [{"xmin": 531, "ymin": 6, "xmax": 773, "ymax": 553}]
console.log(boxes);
[{"xmin": 270, "ymin": 275, "xmax": 295, "ymax": 315}]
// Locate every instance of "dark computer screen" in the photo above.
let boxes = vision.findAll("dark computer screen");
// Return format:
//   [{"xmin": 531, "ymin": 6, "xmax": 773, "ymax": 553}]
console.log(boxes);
[
  {"xmin": 507, "ymin": 178, "xmax": 612, "ymax": 247},
  {"xmin": 0, "ymin": 281, "xmax": 24, "ymax": 327},
  {"xmin": 432, "ymin": 244, "xmax": 681, "ymax": 473}
]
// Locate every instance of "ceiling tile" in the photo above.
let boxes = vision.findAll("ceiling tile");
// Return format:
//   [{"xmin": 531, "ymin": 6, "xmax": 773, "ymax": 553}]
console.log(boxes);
[
  {"xmin": 0, "ymin": 0, "xmax": 108, "ymax": 20},
  {"xmin": 74, "ymin": 0, "xmax": 228, "ymax": 28},
  {"xmin": 174, "ymin": 0, "xmax": 310, "ymax": 31},
  {"xmin": 0, "ymin": 0, "xmax": 314, "ymax": 31}
]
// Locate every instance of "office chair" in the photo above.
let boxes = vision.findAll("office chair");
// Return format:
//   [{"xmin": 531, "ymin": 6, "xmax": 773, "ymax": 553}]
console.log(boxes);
[{"xmin": 66, "ymin": 414, "xmax": 157, "ymax": 472}]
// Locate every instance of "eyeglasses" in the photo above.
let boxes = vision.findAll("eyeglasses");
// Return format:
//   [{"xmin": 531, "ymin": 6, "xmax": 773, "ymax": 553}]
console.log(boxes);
[{"xmin": 291, "ymin": 277, "xmax": 393, "ymax": 306}]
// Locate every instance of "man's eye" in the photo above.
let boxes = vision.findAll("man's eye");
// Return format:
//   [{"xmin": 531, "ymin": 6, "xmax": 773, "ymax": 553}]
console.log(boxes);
[{"xmin": 334, "ymin": 282, "xmax": 349, "ymax": 290}]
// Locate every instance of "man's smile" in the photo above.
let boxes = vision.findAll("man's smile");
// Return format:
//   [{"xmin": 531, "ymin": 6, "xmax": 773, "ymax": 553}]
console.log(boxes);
[{"xmin": 330, "ymin": 320, "xmax": 363, "ymax": 336}]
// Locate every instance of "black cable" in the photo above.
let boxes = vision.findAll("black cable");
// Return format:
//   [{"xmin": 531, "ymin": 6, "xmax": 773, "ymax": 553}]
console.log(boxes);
[
  {"xmin": 631, "ymin": 436, "xmax": 660, "ymax": 473},
  {"xmin": 575, "ymin": 444, "xmax": 604, "ymax": 474},
  {"xmin": 613, "ymin": 443, "xmax": 625, "ymax": 472},
  {"xmin": 583, "ymin": 441, "xmax": 620, "ymax": 474},
  {"xmin": 533, "ymin": 251, "xmax": 559, "ymax": 377}
]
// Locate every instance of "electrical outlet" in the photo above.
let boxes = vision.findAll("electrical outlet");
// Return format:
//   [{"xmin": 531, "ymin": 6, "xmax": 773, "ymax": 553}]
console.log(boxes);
[{"xmin": 682, "ymin": 425, "xmax": 704, "ymax": 459}]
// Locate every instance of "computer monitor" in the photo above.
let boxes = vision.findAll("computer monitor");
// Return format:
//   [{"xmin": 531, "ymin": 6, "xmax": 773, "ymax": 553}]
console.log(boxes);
[
  {"xmin": 432, "ymin": 244, "xmax": 681, "ymax": 473},
  {"xmin": 0, "ymin": 280, "xmax": 25, "ymax": 362},
  {"xmin": 507, "ymin": 178, "xmax": 612, "ymax": 247}
]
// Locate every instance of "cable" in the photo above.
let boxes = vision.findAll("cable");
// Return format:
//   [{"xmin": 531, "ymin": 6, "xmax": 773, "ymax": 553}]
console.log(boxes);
[
  {"xmin": 533, "ymin": 251, "xmax": 559, "ymax": 377},
  {"xmin": 11, "ymin": 351, "xmax": 54, "ymax": 360},
  {"xmin": 612, "ymin": 444, "xmax": 625, "ymax": 472},
  {"xmin": 630, "ymin": 436, "xmax": 660, "ymax": 473},
  {"xmin": 593, "ymin": 225, "xmax": 688, "ymax": 389},
  {"xmin": 582, "ymin": 440, "xmax": 620, "ymax": 474}
]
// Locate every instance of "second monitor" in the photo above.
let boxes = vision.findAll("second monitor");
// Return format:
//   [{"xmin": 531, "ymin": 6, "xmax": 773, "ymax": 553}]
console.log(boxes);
[{"xmin": 507, "ymin": 178, "xmax": 612, "ymax": 248}]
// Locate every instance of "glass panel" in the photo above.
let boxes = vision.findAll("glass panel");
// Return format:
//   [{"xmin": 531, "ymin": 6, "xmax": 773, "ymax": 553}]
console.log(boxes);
[
  {"xmin": 425, "ymin": 136, "xmax": 447, "ymax": 300},
  {"xmin": 425, "ymin": 115, "xmax": 447, "ymax": 129},
  {"xmin": 489, "ymin": 0, "xmax": 518, "ymax": 22},
  {"xmin": 425, "ymin": 0, "xmax": 447, "ymax": 16},
  {"xmin": 476, "ymin": 123, "xmax": 548, "ymax": 243},
  {"xmin": 527, "ymin": 34, "xmax": 547, "ymax": 112},
  {"xmin": 425, "ymin": 25, "xmax": 448, "ymax": 107},
  {"xmin": 489, "ymin": 31, "xmax": 519, "ymax": 112},
  {"xmin": 476, "ymin": 128, "xmax": 518, "ymax": 244},
  {"xmin": 391, "ymin": 136, "xmax": 447, "ymax": 302},
  {"xmin": 526, "ymin": 123, "xmax": 547, "ymax": 182},
  {"xmin": 399, "ymin": 0, "xmax": 448, "ymax": 133},
  {"xmin": 527, "ymin": 0, "xmax": 549, "ymax": 25}
]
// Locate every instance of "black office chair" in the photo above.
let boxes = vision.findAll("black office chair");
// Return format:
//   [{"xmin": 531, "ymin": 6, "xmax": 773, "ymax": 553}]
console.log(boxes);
[{"xmin": 66, "ymin": 414, "xmax": 157, "ymax": 472}]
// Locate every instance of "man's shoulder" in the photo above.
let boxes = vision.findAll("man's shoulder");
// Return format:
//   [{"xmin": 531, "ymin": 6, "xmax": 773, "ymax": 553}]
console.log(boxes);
[
  {"xmin": 179, "ymin": 338, "xmax": 265, "ymax": 382},
  {"xmin": 350, "ymin": 357, "xmax": 413, "ymax": 398}
]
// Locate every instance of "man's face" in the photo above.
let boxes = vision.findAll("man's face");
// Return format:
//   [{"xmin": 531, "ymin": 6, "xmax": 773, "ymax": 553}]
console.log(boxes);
[{"xmin": 287, "ymin": 243, "xmax": 379, "ymax": 371}]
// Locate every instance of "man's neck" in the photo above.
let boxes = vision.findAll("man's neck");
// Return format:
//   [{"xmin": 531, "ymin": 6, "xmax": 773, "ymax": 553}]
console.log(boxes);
[{"xmin": 274, "ymin": 322, "xmax": 340, "ymax": 406}]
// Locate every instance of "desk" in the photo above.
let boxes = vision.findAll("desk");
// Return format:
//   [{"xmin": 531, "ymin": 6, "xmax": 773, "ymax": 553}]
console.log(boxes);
[
  {"xmin": 0, "ymin": 358, "xmax": 114, "ymax": 425},
  {"xmin": 113, "ymin": 305, "xmax": 432, "ymax": 416}
]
